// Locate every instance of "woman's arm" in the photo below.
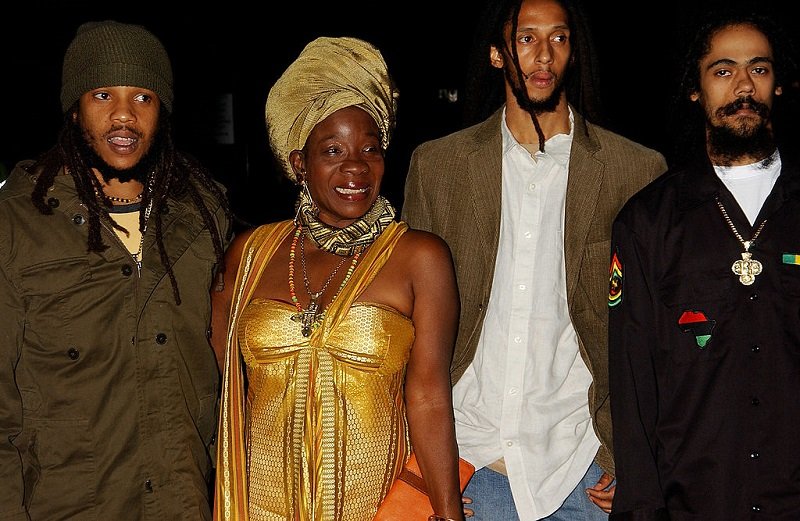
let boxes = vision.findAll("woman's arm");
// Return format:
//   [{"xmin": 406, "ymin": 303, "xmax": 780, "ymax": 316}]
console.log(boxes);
[{"xmin": 403, "ymin": 229, "xmax": 465, "ymax": 521}]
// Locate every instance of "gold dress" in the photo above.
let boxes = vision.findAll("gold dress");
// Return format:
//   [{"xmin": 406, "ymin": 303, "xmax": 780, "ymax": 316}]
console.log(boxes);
[{"xmin": 215, "ymin": 220, "xmax": 413, "ymax": 521}]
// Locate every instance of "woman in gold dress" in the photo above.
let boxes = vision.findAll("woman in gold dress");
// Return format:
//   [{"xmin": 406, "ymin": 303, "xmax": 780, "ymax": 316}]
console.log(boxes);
[{"xmin": 211, "ymin": 36, "xmax": 465, "ymax": 521}]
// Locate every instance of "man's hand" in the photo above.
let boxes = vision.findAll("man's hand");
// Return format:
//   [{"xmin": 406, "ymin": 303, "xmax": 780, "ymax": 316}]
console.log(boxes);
[{"xmin": 586, "ymin": 471, "xmax": 615, "ymax": 513}]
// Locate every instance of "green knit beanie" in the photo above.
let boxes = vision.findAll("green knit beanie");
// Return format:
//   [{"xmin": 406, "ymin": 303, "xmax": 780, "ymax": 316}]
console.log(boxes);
[{"xmin": 60, "ymin": 20, "xmax": 174, "ymax": 113}]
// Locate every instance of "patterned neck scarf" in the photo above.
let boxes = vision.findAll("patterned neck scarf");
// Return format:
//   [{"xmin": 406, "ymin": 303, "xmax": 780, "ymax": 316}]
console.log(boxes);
[{"xmin": 295, "ymin": 188, "xmax": 395, "ymax": 256}]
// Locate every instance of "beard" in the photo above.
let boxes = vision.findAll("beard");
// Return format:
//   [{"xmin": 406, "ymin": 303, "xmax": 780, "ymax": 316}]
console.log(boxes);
[
  {"xmin": 76, "ymin": 120, "xmax": 162, "ymax": 184},
  {"xmin": 506, "ymin": 66, "xmax": 566, "ymax": 116},
  {"xmin": 707, "ymin": 96, "xmax": 775, "ymax": 162}
]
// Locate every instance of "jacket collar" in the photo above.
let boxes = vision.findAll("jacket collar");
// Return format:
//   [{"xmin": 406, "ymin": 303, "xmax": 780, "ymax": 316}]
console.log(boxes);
[{"xmin": 678, "ymin": 149, "xmax": 800, "ymax": 212}]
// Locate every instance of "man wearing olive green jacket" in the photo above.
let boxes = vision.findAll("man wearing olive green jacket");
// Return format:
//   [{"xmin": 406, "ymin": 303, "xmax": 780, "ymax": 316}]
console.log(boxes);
[{"xmin": 0, "ymin": 21, "xmax": 231, "ymax": 520}]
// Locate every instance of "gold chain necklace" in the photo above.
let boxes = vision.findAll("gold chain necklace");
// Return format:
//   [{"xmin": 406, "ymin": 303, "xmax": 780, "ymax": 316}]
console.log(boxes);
[
  {"xmin": 716, "ymin": 197, "xmax": 767, "ymax": 285},
  {"xmin": 288, "ymin": 226, "xmax": 361, "ymax": 337}
]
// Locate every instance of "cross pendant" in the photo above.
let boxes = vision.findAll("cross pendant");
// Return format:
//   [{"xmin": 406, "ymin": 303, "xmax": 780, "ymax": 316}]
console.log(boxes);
[
  {"xmin": 731, "ymin": 251, "xmax": 763, "ymax": 286},
  {"xmin": 291, "ymin": 299, "xmax": 319, "ymax": 337}
]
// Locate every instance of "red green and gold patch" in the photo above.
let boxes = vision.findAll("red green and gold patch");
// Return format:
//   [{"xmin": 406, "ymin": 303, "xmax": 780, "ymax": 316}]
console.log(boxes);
[{"xmin": 608, "ymin": 252, "xmax": 623, "ymax": 308}]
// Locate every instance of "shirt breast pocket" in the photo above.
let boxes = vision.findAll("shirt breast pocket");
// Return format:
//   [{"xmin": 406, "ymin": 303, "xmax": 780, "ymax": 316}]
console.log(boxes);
[
  {"xmin": 659, "ymin": 269, "xmax": 735, "ymax": 365},
  {"xmin": 779, "ymin": 260, "xmax": 800, "ymax": 296}
]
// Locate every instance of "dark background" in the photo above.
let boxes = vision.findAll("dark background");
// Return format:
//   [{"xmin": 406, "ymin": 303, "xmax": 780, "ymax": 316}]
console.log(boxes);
[{"xmin": 1, "ymin": 1, "xmax": 791, "ymax": 226}]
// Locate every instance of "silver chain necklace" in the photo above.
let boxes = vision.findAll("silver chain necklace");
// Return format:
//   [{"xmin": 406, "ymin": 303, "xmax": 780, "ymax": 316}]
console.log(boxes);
[
  {"xmin": 299, "ymin": 233, "xmax": 349, "ymax": 324},
  {"xmin": 716, "ymin": 197, "xmax": 767, "ymax": 285},
  {"xmin": 131, "ymin": 200, "xmax": 153, "ymax": 276}
]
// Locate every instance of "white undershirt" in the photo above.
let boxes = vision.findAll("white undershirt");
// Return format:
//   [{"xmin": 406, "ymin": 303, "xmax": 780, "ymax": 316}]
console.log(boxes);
[
  {"xmin": 714, "ymin": 150, "xmax": 781, "ymax": 224},
  {"xmin": 452, "ymin": 108, "xmax": 599, "ymax": 519}
]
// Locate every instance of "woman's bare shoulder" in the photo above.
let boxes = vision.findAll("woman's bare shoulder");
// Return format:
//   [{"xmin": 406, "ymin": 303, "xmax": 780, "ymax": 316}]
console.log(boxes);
[{"xmin": 395, "ymin": 227, "xmax": 454, "ymax": 268}]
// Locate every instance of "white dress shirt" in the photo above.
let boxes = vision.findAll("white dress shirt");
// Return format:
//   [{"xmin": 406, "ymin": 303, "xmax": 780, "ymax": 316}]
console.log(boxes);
[{"xmin": 452, "ymin": 108, "xmax": 600, "ymax": 519}]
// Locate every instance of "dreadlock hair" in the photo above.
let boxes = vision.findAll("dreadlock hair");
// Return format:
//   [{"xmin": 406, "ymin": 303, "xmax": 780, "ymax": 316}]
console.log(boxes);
[
  {"xmin": 30, "ymin": 105, "xmax": 232, "ymax": 305},
  {"xmin": 461, "ymin": 0, "xmax": 604, "ymax": 151},
  {"xmin": 668, "ymin": 4, "xmax": 800, "ymax": 166}
]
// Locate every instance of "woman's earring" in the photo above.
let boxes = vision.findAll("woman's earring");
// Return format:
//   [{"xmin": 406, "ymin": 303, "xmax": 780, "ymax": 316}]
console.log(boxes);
[
  {"xmin": 293, "ymin": 180, "xmax": 305, "ymax": 225},
  {"xmin": 294, "ymin": 176, "xmax": 317, "ymax": 225},
  {"xmin": 301, "ymin": 179, "xmax": 315, "ymax": 208}
]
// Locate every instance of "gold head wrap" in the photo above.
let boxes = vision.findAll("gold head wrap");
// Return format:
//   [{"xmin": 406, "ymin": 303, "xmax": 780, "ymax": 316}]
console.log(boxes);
[{"xmin": 265, "ymin": 36, "xmax": 398, "ymax": 183}]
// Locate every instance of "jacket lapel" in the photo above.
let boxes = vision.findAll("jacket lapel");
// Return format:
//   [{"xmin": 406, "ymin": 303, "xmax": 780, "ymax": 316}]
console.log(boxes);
[
  {"xmin": 564, "ymin": 113, "xmax": 604, "ymax": 303},
  {"xmin": 464, "ymin": 110, "xmax": 504, "ymax": 269},
  {"xmin": 138, "ymin": 197, "xmax": 206, "ymax": 302}
]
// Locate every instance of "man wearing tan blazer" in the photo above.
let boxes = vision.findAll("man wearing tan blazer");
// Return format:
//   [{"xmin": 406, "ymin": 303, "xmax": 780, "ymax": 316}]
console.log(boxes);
[{"xmin": 400, "ymin": 1, "xmax": 667, "ymax": 519}]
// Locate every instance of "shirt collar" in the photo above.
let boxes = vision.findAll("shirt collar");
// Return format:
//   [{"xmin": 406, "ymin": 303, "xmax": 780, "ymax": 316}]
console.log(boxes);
[{"xmin": 501, "ymin": 106, "xmax": 574, "ymax": 167}]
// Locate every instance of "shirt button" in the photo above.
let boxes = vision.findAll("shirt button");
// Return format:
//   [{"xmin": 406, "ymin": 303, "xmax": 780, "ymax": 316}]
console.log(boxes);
[
  {"xmin": 144, "ymin": 479, "xmax": 153, "ymax": 492},
  {"xmin": 518, "ymin": 284, "xmax": 526, "ymax": 291},
  {"xmin": 751, "ymin": 505, "xmax": 761, "ymax": 512},
  {"xmin": 514, "ymin": 336, "xmax": 521, "ymax": 343},
  {"xmin": 509, "ymin": 388, "xmax": 518, "ymax": 395},
  {"xmin": 121, "ymin": 264, "xmax": 134, "ymax": 276},
  {"xmin": 156, "ymin": 333, "xmax": 168, "ymax": 345},
  {"xmin": 524, "ymin": 231, "xmax": 532, "ymax": 239},
  {"xmin": 750, "ymin": 451, "xmax": 760, "ymax": 459},
  {"xmin": 751, "ymin": 345, "xmax": 760, "ymax": 353},
  {"xmin": 506, "ymin": 441, "xmax": 513, "ymax": 447},
  {"xmin": 72, "ymin": 214, "xmax": 85, "ymax": 225},
  {"xmin": 47, "ymin": 197, "xmax": 59, "ymax": 208},
  {"xmin": 528, "ymin": 183, "xmax": 536, "ymax": 192},
  {"xmin": 67, "ymin": 347, "xmax": 80, "ymax": 360}
]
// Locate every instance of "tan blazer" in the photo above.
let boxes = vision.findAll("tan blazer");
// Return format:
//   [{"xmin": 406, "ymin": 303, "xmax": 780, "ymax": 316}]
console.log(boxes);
[{"xmin": 401, "ymin": 107, "xmax": 667, "ymax": 474}]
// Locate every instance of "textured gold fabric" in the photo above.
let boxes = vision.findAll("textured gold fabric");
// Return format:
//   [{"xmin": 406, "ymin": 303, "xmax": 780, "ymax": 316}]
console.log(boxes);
[
  {"xmin": 265, "ymin": 36, "xmax": 398, "ymax": 182},
  {"xmin": 219, "ymin": 220, "xmax": 412, "ymax": 520},
  {"xmin": 241, "ymin": 301, "xmax": 413, "ymax": 521},
  {"xmin": 216, "ymin": 222, "xmax": 295, "ymax": 521}
]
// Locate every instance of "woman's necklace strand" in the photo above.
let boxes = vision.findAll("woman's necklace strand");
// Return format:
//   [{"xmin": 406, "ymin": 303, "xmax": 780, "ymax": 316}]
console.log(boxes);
[{"xmin": 289, "ymin": 225, "xmax": 361, "ymax": 337}]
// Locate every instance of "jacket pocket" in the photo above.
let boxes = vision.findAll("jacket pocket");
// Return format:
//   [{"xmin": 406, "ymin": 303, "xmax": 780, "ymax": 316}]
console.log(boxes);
[
  {"xmin": 18, "ymin": 256, "xmax": 91, "ymax": 296},
  {"xmin": 659, "ymin": 269, "xmax": 735, "ymax": 365},
  {"xmin": 583, "ymin": 239, "xmax": 612, "ymax": 318},
  {"xmin": 20, "ymin": 418, "xmax": 96, "ymax": 517}
]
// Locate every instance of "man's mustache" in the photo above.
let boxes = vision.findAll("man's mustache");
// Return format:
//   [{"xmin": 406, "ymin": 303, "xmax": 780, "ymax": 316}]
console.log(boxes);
[
  {"xmin": 718, "ymin": 96, "xmax": 769, "ymax": 118},
  {"xmin": 105, "ymin": 124, "xmax": 144, "ymax": 138}
]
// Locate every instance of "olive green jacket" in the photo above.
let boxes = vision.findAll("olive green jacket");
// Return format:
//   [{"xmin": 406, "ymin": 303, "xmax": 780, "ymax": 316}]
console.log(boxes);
[
  {"xmin": 401, "ymin": 108, "xmax": 667, "ymax": 475},
  {"xmin": 0, "ymin": 161, "xmax": 230, "ymax": 520}
]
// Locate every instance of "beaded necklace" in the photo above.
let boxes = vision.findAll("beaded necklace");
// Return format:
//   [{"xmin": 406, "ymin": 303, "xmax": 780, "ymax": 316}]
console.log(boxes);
[
  {"xmin": 288, "ymin": 225, "xmax": 361, "ymax": 337},
  {"xmin": 105, "ymin": 192, "xmax": 143, "ymax": 204},
  {"xmin": 94, "ymin": 185, "xmax": 144, "ymax": 204}
]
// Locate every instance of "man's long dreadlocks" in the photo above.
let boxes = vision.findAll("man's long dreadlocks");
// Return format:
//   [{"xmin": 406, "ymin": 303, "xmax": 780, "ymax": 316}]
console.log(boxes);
[
  {"xmin": 30, "ymin": 106, "xmax": 232, "ymax": 305},
  {"xmin": 462, "ymin": 0, "xmax": 604, "ymax": 150}
]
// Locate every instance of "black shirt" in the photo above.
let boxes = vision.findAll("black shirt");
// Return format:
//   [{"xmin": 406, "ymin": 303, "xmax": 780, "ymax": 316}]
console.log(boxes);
[{"xmin": 609, "ymin": 154, "xmax": 800, "ymax": 520}]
